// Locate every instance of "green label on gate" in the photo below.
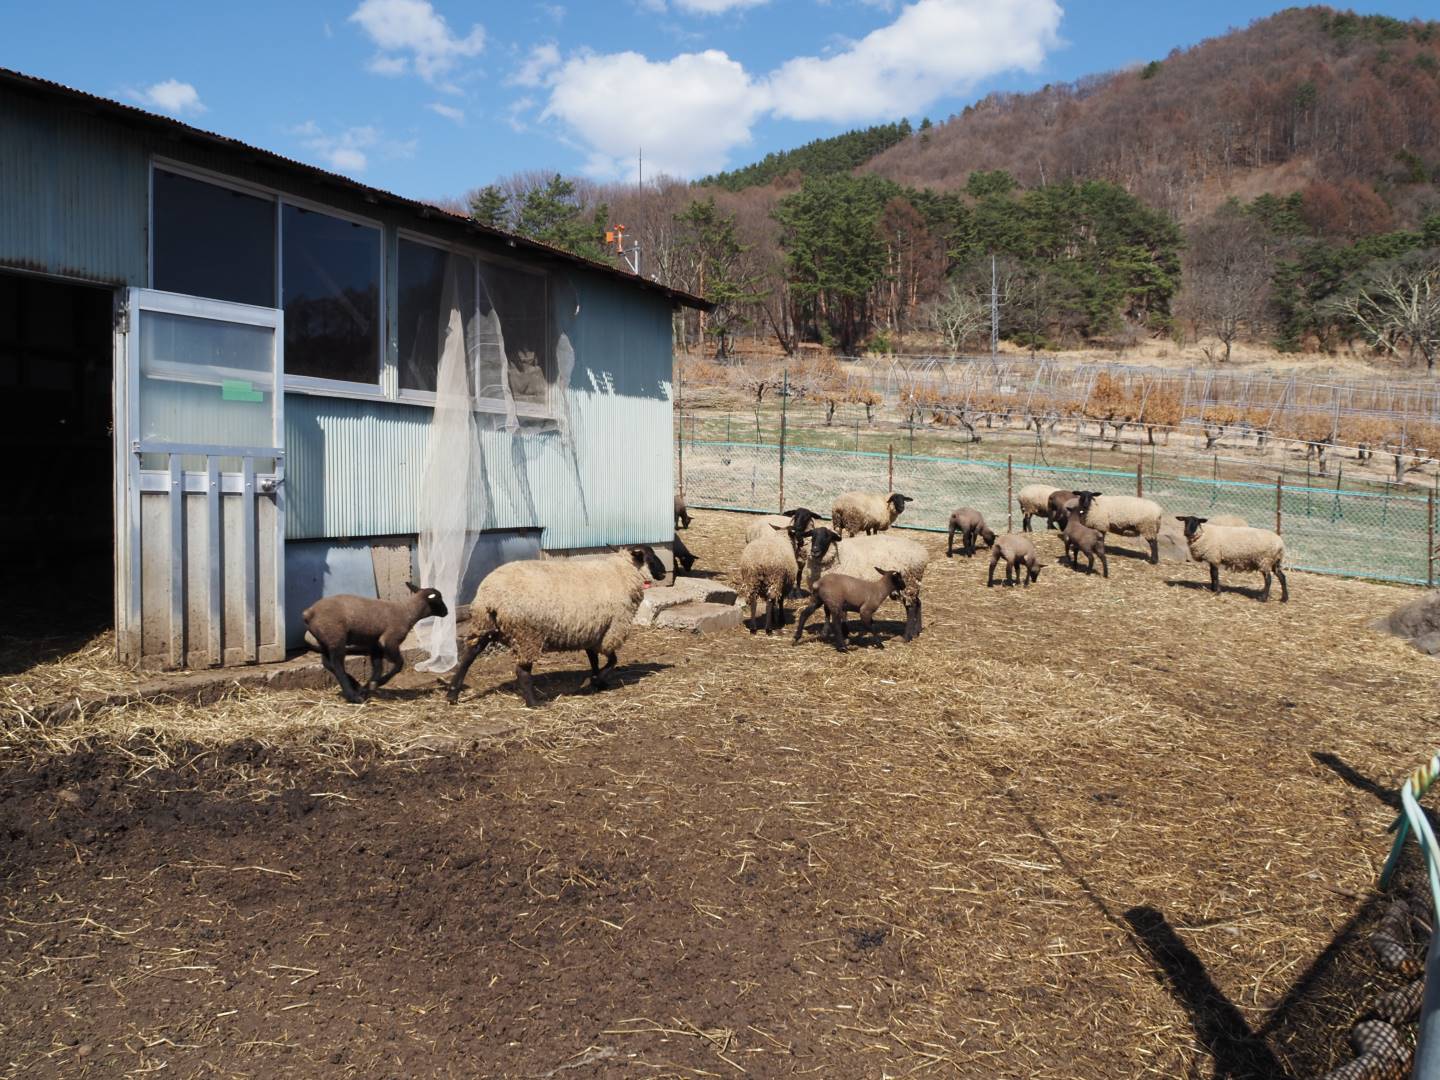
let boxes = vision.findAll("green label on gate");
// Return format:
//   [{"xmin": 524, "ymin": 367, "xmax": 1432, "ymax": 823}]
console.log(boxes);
[{"xmin": 221, "ymin": 379, "xmax": 264, "ymax": 402}]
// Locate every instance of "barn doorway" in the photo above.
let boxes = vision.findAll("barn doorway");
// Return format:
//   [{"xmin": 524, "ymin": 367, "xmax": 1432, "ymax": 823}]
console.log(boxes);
[{"xmin": 0, "ymin": 271, "xmax": 116, "ymax": 670}]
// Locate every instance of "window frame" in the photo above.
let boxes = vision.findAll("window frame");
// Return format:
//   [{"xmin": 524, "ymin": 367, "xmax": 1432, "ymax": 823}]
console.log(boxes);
[
  {"xmin": 150, "ymin": 157, "xmax": 387, "ymax": 403},
  {"xmin": 396, "ymin": 228, "xmax": 556, "ymax": 419}
]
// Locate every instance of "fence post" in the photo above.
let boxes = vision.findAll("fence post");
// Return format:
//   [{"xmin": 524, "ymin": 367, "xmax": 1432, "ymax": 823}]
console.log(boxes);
[
  {"xmin": 1137, "ymin": 452, "xmax": 1144, "ymax": 498},
  {"xmin": 778, "ymin": 369, "xmax": 788, "ymax": 512},
  {"xmin": 888, "ymin": 444, "xmax": 894, "ymax": 493},
  {"xmin": 1007, "ymin": 454, "xmax": 1014, "ymax": 533},
  {"xmin": 1275, "ymin": 474, "xmax": 1283, "ymax": 536},
  {"xmin": 676, "ymin": 413, "xmax": 685, "ymax": 496},
  {"xmin": 1429, "ymin": 488, "xmax": 1435, "ymax": 588}
]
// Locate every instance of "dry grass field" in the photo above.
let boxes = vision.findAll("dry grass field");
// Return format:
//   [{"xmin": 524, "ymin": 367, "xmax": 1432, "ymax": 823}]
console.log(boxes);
[{"xmin": 2, "ymin": 510, "xmax": 1438, "ymax": 1077}]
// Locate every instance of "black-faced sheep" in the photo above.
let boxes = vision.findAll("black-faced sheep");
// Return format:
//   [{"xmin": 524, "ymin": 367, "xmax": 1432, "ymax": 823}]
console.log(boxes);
[
  {"xmin": 1069, "ymin": 490, "xmax": 1164, "ymax": 564},
  {"xmin": 946, "ymin": 507, "xmax": 996, "ymax": 557},
  {"xmin": 801, "ymin": 525, "xmax": 844, "ymax": 592},
  {"xmin": 1047, "ymin": 489, "xmax": 1079, "ymax": 528},
  {"xmin": 1017, "ymin": 484, "xmax": 1059, "ymax": 531},
  {"xmin": 673, "ymin": 534, "xmax": 697, "ymax": 575},
  {"xmin": 1060, "ymin": 514, "xmax": 1108, "ymax": 577},
  {"xmin": 830, "ymin": 533, "xmax": 930, "ymax": 640},
  {"xmin": 303, "ymin": 584, "xmax": 449, "ymax": 704},
  {"xmin": 675, "ymin": 495, "xmax": 692, "ymax": 530},
  {"xmin": 988, "ymin": 535, "xmax": 1041, "ymax": 587},
  {"xmin": 1176, "ymin": 515, "xmax": 1289, "ymax": 602},
  {"xmin": 791, "ymin": 568, "xmax": 907, "ymax": 651},
  {"xmin": 446, "ymin": 546, "xmax": 667, "ymax": 707},
  {"xmin": 831, "ymin": 491, "xmax": 912, "ymax": 536},
  {"xmin": 738, "ymin": 524, "xmax": 798, "ymax": 634}
]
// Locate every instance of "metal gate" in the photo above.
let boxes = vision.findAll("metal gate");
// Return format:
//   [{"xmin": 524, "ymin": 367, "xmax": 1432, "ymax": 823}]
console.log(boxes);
[{"xmin": 114, "ymin": 288, "xmax": 285, "ymax": 668}]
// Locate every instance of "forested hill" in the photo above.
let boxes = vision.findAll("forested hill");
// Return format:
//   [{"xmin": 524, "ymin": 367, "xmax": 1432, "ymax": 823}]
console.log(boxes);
[
  {"xmin": 699, "ymin": 121, "xmax": 915, "ymax": 192},
  {"xmin": 863, "ymin": 7, "xmax": 1440, "ymax": 228}
]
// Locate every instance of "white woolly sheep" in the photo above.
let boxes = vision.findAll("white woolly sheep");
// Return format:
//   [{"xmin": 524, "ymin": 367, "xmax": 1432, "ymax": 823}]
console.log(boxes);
[
  {"xmin": 447, "ymin": 546, "xmax": 667, "ymax": 707},
  {"xmin": 1176, "ymin": 515, "xmax": 1289, "ymax": 602},
  {"xmin": 831, "ymin": 491, "xmax": 912, "ymax": 536},
  {"xmin": 946, "ymin": 507, "xmax": 996, "ymax": 557},
  {"xmin": 303, "ymin": 584, "xmax": 449, "ymax": 704},
  {"xmin": 830, "ymin": 533, "xmax": 930, "ymax": 640},
  {"xmin": 1017, "ymin": 484, "xmax": 1059, "ymax": 532},
  {"xmin": 738, "ymin": 525, "xmax": 799, "ymax": 634},
  {"xmin": 1209, "ymin": 514, "xmax": 1248, "ymax": 528},
  {"xmin": 988, "ymin": 535, "xmax": 1041, "ymax": 587},
  {"xmin": 1069, "ymin": 490, "xmax": 1165, "ymax": 564}
]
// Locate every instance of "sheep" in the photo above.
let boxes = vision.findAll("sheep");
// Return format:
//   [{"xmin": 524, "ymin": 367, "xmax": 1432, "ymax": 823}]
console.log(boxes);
[
  {"xmin": 303, "ymin": 583, "xmax": 449, "ymax": 704},
  {"xmin": 792, "ymin": 568, "xmax": 908, "ymax": 651},
  {"xmin": 1069, "ymin": 490, "xmax": 1164, "ymax": 564},
  {"xmin": 1047, "ymin": 489, "xmax": 1079, "ymax": 528},
  {"xmin": 988, "ymin": 535, "xmax": 1041, "ymax": 587},
  {"xmin": 446, "ymin": 546, "xmax": 667, "ymax": 707},
  {"xmin": 830, "ymin": 533, "xmax": 930, "ymax": 640},
  {"xmin": 802, "ymin": 525, "xmax": 844, "ymax": 591},
  {"xmin": 831, "ymin": 491, "xmax": 912, "ymax": 536},
  {"xmin": 946, "ymin": 507, "xmax": 996, "ymax": 557},
  {"xmin": 673, "ymin": 534, "xmax": 697, "ymax": 575},
  {"xmin": 1016, "ymin": 484, "xmax": 1059, "ymax": 531},
  {"xmin": 675, "ymin": 495, "xmax": 692, "ymax": 530},
  {"xmin": 1060, "ymin": 514, "xmax": 1108, "ymax": 577},
  {"xmin": 737, "ymin": 524, "xmax": 799, "ymax": 634},
  {"xmin": 1175, "ymin": 515, "xmax": 1289, "ymax": 602},
  {"xmin": 1209, "ymin": 514, "xmax": 1248, "ymax": 528},
  {"xmin": 743, "ymin": 507, "xmax": 822, "ymax": 546}
]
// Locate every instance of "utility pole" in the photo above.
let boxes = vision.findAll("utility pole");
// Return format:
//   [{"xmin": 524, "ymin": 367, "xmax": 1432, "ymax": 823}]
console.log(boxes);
[
  {"xmin": 990, "ymin": 254, "xmax": 999, "ymax": 360},
  {"xmin": 638, "ymin": 147, "xmax": 643, "ymax": 192}
]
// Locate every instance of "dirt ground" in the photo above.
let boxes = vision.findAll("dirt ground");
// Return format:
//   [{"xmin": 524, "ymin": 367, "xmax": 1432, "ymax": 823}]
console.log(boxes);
[{"xmin": 3, "ymin": 511, "xmax": 1439, "ymax": 1078}]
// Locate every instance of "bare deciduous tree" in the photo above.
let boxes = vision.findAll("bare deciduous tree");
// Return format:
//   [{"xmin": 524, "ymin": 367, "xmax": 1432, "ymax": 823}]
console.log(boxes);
[
  {"xmin": 1327, "ymin": 255, "xmax": 1440, "ymax": 372},
  {"xmin": 925, "ymin": 281, "xmax": 989, "ymax": 357},
  {"xmin": 1179, "ymin": 206, "xmax": 1272, "ymax": 363}
]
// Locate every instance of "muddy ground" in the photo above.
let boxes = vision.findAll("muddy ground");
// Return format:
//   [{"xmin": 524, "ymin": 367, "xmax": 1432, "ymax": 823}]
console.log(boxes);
[{"xmin": 3, "ymin": 511, "xmax": 1438, "ymax": 1078}]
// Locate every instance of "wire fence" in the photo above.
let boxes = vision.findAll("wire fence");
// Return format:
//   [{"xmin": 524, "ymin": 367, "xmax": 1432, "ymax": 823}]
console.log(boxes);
[{"xmin": 678, "ymin": 436, "xmax": 1440, "ymax": 586}]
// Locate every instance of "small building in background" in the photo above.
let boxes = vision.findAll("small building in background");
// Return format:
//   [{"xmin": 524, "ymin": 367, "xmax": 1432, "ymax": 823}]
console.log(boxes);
[{"xmin": 0, "ymin": 67, "xmax": 707, "ymax": 669}]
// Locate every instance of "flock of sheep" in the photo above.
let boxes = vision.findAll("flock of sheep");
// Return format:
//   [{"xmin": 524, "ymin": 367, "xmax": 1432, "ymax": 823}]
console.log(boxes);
[{"xmin": 300, "ymin": 484, "xmax": 1289, "ymax": 707}]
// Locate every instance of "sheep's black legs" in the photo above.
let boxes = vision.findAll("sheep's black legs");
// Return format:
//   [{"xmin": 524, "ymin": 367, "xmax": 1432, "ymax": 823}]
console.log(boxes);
[
  {"xmin": 1148, "ymin": 538, "xmax": 1159, "ymax": 564},
  {"xmin": 1260, "ymin": 571, "xmax": 1272, "ymax": 601},
  {"xmin": 792, "ymin": 598, "xmax": 823, "ymax": 643},
  {"xmin": 833, "ymin": 612, "xmax": 848, "ymax": 652},
  {"xmin": 369, "ymin": 645, "xmax": 404, "ymax": 690},
  {"xmin": 1021, "ymin": 514, "xmax": 1032, "ymax": 533},
  {"xmin": 445, "ymin": 633, "xmax": 495, "ymax": 704},
  {"xmin": 764, "ymin": 598, "xmax": 779, "ymax": 635},
  {"xmin": 747, "ymin": 598, "xmax": 759, "ymax": 634},
  {"xmin": 515, "ymin": 662, "xmax": 538, "ymax": 708},
  {"xmin": 946, "ymin": 526, "xmax": 956, "ymax": 557},
  {"xmin": 987, "ymin": 555, "xmax": 999, "ymax": 586},
  {"xmin": 324, "ymin": 647, "xmax": 367, "ymax": 704},
  {"xmin": 1276, "ymin": 567, "xmax": 1289, "ymax": 602},
  {"xmin": 1099, "ymin": 551, "xmax": 1109, "ymax": 578},
  {"xmin": 600, "ymin": 651, "xmax": 618, "ymax": 685},
  {"xmin": 1209, "ymin": 564, "xmax": 1221, "ymax": 594},
  {"xmin": 586, "ymin": 649, "xmax": 617, "ymax": 690}
]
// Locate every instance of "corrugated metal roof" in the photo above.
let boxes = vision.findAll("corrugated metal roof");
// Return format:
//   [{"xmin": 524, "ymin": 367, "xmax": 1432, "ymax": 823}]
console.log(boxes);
[{"xmin": 0, "ymin": 66, "xmax": 713, "ymax": 312}]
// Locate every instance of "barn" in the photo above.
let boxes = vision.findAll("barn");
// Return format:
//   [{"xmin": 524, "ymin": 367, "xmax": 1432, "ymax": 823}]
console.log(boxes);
[{"xmin": 0, "ymin": 67, "xmax": 706, "ymax": 670}]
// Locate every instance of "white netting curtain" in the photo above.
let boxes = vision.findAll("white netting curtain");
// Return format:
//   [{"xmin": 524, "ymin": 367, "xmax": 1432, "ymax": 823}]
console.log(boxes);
[{"xmin": 414, "ymin": 260, "xmax": 580, "ymax": 672}]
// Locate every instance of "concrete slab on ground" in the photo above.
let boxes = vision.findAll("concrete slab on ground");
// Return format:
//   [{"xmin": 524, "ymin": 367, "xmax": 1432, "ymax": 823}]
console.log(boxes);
[
  {"xmin": 654, "ymin": 601, "xmax": 744, "ymax": 634},
  {"xmin": 635, "ymin": 577, "xmax": 739, "ymax": 626}
]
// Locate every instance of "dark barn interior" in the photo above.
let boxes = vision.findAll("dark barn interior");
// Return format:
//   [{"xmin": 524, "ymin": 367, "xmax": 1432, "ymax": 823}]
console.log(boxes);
[{"xmin": 0, "ymin": 271, "xmax": 115, "ymax": 659}]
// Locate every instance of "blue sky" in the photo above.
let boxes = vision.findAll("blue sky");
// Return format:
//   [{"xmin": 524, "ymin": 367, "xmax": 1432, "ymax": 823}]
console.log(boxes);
[{"xmin": 4, "ymin": 1, "xmax": 1435, "ymax": 202}]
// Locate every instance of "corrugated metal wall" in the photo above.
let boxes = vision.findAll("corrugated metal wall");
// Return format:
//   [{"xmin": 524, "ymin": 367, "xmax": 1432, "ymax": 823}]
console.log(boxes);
[
  {"xmin": 2, "ymin": 86, "xmax": 675, "ymax": 553},
  {"xmin": 0, "ymin": 92, "xmax": 148, "ymax": 284}
]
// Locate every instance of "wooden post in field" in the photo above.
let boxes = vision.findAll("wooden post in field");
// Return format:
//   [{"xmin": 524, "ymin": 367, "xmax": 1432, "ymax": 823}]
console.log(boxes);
[
  {"xmin": 1275, "ymin": 474, "xmax": 1283, "ymax": 535},
  {"xmin": 778, "ymin": 368, "xmax": 788, "ymax": 512},
  {"xmin": 888, "ymin": 444, "xmax": 894, "ymax": 493},
  {"xmin": 1427, "ymin": 487, "xmax": 1435, "ymax": 587},
  {"xmin": 1007, "ymin": 454, "xmax": 1014, "ymax": 533},
  {"xmin": 1136, "ymin": 452, "xmax": 1144, "ymax": 498}
]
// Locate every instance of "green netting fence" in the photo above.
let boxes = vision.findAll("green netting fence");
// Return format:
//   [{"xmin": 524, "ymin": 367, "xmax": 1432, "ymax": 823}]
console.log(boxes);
[{"xmin": 678, "ymin": 438, "xmax": 1439, "ymax": 586}]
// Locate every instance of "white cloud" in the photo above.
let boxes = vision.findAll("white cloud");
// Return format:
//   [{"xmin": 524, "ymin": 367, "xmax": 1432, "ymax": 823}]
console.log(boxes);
[
  {"xmin": 128, "ymin": 79, "xmax": 206, "ymax": 117},
  {"xmin": 348, "ymin": 0, "xmax": 485, "ymax": 83},
  {"xmin": 674, "ymin": 0, "xmax": 770, "ymax": 11},
  {"xmin": 291, "ymin": 121, "xmax": 381, "ymax": 174},
  {"xmin": 540, "ymin": 3, "xmax": 566, "ymax": 21},
  {"xmin": 541, "ymin": 0, "xmax": 1062, "ymax": 179},
  {"xmin": 505, "ymin": 96, "xmax": 536, "ymax": 133},
  {"xmin": 366, "ymin": 53, "xmax": 410, "ymax": 76},
  {"xmin": 542, "ymin": 49, "xmax": 767, "ymax": 178},
  {"xmin": 768, "ymin": 0, "xmax": 1062, "ymax": 122},
  {"xmin": 510, "ymin": 42, "xmax": 561, "ymax": 87},
  {"xmin": 427, "ymin": 102, "xmax": 466, "ymax": 123}
]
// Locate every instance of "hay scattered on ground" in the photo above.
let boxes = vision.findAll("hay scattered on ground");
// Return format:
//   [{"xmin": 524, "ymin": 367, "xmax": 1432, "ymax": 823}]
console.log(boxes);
[{"xmin": 4, "ymin": 511, "xmax": 1440, "ymax": 1075}]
